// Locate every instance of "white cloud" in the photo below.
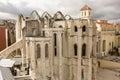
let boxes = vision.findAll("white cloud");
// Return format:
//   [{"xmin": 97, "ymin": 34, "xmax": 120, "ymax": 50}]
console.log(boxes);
[
  {"xmin": 0, "ymin": 12, "xmax": 17, "ymax": 19},
  {"xmin": 0, "ymin": 0, "xmax": 119, "ymax": 23}
]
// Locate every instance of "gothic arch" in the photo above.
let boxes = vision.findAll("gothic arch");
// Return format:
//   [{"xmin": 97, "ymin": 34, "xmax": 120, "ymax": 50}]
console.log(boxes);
[
  {"xmin": 82, "ymin": 43, "xmax": 86, "ymax": 56},
  {"xmin": 29, "ymin": 10, "xmax": 41, "ymax": 20},
  {"xmin": 53, "ymin": 11, "xmax": 65, "ymax": 21},
  {"xmin": 41, "ymin": 11, "xmax": 52, "ymax": 19},
  {"xmin": 42, "ymin": 11, "xmax": 52, "ymax": 28}
]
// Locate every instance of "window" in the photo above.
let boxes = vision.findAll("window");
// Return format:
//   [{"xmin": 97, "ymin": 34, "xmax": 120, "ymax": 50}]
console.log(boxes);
[
  {"xmin": 103, "ymin": 40, "xmax": 106, "ymax": 52},
  {"xmin": 43, "ymin": 31, "xmax": 45, "ymax": 36},
  {"xmin": 82, "ymin": 44, "xmax": 86, "ymax": 56},
  {"xmin": 74, "ymin": 26, "xmax": 78, "ymax": 32},
  {"xmin": 89, "ymin": 12, "xmax": 90, "ymax": 16},
  {"xmin": 55, "ymin": 48, "xmax": 57, "ymax": 56},
  {"xmin": 54, "ymin": 33, "xmax": 57, "ymax": 56},
  {"xmin": 54, "ymin": 33, "xmax": 57, "ymax": 46},
  {"xmin": 82, "ymin": 69, "xmax": 84, "ymax": 79},
  {"xmin": 37, "ymin": 44, "xmax": 41, "ymax": 58},
  {"xmin": 96, "ymin": 42, "xmax": 98, "ymax": 53},
  {"xmin": 98, "ymin": 61, "xmax": 100, "ymax": 67},
  {"xmin": 84, "ymin": 12, "xmax": 86, "ymax": 16},
  {"xmin": 59, "ymin": 25, "xmax": 63, "ymax": 28},
  {"xmin": 112, "ymin": 42, "xmax": 114, "ymax": 48},
  {"xmin": 82, "ymin": 25, "xmax": 86, "ymax": 32},
  {"xmin": 109, "ymin": 42, "xmax": 111, "ymax": 46},
  {"xmin": 45, "ymin": 44, "xmax": 49, "ymax": 58},
  {"xmin": 74, "ymin": 44, "xmax": 78, "ymax": 56}
]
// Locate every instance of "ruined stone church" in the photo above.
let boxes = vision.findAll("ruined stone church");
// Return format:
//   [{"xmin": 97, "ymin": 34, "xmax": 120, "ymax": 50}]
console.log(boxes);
[{"xmin": 0, "ymin": 5, "xmax": 97, "ymax": 80}]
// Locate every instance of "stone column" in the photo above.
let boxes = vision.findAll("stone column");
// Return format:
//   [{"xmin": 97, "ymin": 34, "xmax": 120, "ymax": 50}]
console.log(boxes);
[
  {"xmin": 26, "ymin": 41, "xmax": 30, "ymax": 75},
  {"xmin": 5, "ymin": 29, "xmax": 8, "ymax": 47},
  {"xmin": 86, "ymin": 28, "xmax": 92, "ymax": 80},
  {"xmin": 99, "ymin": 38, "xmax": 102, "ymax": 57},
  {"xmin": 77, "ymin": 36, "xmax": 82, "ymax": 80},
  {"xmin": 58, "ymin": 32, "xmax": 63, "ymax": 80},
  {"xmin": 30, "ymin": 41, "xmax": 36, "ymax": 80},
  {"xmin": 41, "ymin": 43, "xmax": 46, "ymax": 80},
  {"xmin": 16, "ymin": 17, "xmax": 22, "ymax": 41},
  {"xmin": 93, "ymin": 36, "xmax": 97, "ymax": 57},
  {"xmin": 49, "ymin": 40, "xmax": 54, "ymax": 79},
  {"xmin": 21, "ymin": 44, "xmax": 26, "ymax": 68},
  {"xmin": 88, "ymin": 59, "xmax": 92, "ymax": 80}
]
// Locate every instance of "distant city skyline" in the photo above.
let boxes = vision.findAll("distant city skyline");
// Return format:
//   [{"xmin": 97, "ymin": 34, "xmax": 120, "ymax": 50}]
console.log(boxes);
[{"xmin": 0, "ymin": 0, "xmax": 120, "ymax": 23}]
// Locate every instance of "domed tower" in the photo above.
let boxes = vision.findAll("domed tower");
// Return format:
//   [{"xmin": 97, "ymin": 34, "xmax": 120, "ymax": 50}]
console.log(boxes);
[{"xmin": 80, "ymin": 5, "xmax": 92, "ymax": 19}]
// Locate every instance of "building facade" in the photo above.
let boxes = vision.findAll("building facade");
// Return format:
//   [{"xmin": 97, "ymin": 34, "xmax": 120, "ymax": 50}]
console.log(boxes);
[
  {"xmin": 14, "ymin": 5, "xmax": 97, "ymax": 80},
  {"xmin": 96, "ymin": 20, "xmax": 120, "ymax": 57},
  {"xmin": 0, "ymin": 20, "xmax": 16, "ymax": 51}
]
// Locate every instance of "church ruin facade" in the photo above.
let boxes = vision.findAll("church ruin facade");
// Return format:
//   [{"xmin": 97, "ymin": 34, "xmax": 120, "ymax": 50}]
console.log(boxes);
[{"xmin": 0, "ymin": 5, "xmax": 97, "ymax": 80}]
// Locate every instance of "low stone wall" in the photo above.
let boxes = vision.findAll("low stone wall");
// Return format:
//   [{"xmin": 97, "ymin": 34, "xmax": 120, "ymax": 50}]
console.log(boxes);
[{"xmin": 98, "ymin": 59, "xmax": 120, "ymax": 69}]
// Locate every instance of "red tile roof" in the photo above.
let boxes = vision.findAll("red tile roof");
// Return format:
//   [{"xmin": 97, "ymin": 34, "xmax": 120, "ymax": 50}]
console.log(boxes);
[
  {"xmin": 80, "ymin": 5, "xmax": 92, "ymax": 11},
  {"xmin": 96, "ymin": 22, "xmax": 114, "ymax": 26}
]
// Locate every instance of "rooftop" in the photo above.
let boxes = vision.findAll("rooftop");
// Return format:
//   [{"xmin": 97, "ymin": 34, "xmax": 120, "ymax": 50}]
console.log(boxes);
[{"xmin": 80, "ymin": 4, "xmax": 92, "ymax": 11}]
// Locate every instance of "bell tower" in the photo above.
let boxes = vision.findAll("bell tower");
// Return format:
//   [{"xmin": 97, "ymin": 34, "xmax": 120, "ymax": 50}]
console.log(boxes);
[{"xmin": 80, "ymin": 5, "xmax": 92, "ymax": 19}]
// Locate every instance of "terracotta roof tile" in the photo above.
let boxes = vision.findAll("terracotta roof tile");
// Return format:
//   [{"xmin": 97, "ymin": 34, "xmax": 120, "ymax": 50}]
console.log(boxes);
[
  {"xmin": 96, "ymin": 22, "xmax": 120, "ymax": 27},
  {"xmin": 80, "ymin": 5, "xmax": 92, "ymax": 11}
]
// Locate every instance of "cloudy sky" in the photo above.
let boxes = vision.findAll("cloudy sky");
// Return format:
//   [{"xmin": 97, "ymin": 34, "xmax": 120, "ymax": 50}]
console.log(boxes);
[{"xmin": 0, "ymin": 0, "xmax": 120, "ymax": 23}]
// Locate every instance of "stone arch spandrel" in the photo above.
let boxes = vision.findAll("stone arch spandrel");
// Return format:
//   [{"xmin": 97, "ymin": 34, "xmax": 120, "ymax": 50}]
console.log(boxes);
[
  {"xmin": 53, "ymin": 11, "xmax": 65, "ymax": 21},
  {"xmin": 41, "ymin": 11, "xmax": 52, "ymax": 19}
]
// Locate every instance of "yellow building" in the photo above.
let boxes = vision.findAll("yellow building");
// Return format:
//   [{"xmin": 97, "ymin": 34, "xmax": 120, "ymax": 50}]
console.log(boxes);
[{"xmin": 96, "ymin": 20, "xmax": 120, "ymax": 57}]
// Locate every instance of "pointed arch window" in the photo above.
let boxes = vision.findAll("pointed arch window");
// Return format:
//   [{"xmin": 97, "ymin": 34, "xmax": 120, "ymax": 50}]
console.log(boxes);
[
  {"xmin": 45, "ymin": 44, "xmax": 49, "ymax": 58},
  {"xmin": 54, "ymin": 33, "xmax": 57, "ymax": 56},
  {"xmin": 82, "ymin": 25, "xmax": 86, "ymax": 32},
  {"xmin": 74, "ymin": 44, "xmax": 78, "ymax": 56},
  {"xmin": 37, "ymin": 44, "xmax": 41, "ymax": 58},
  {"xmin": 54, "ymin": 33, "xmax": 57, "ymax": 46},
  {"xmin": 74, "ymin": 26, "xmax": 78, "ymax": 32},
  {"xmin": 82, "ymin": 44, "xmax": 86, "ymax": 56}
]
